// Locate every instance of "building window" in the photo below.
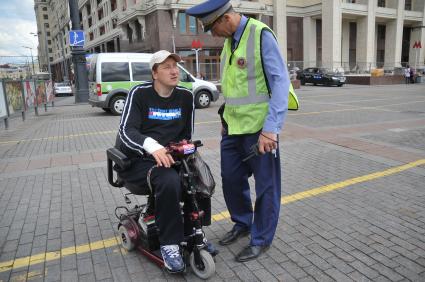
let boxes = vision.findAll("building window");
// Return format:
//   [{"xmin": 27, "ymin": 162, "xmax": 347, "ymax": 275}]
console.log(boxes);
[
  {"xmin": 405, "ymin": 0, "xmax": 412, "ymax": 10},
  {"xmin": 376, "ymin": 25, "xmax": 386, "ymax": 68},
  {"xmin": 42, "ymin": 7, "xmax": 47, "ymax": 11},
  {"xmin": 316, "ymin": 19, "xmax": 322, "ymax": 66},
  {"xmin": 179, "ymin": 12, "xmax": 197, "ymax": 34},
  {"xmin": 47, "ymin": 32, "xmax": 51, "ymax": 36},
  {"xmin": 111, "ymin": 0, "xmax": 117, "ymax": 11},
  {"xmin": 48, "ymin": 40, "xmax": 51, "ymax": 44},
  {"xmin": 48, "ymin": 48, "xmax": 52, "ymax": 53},
  {"xmin": 43, "ymin": 14, "xmax": 48, "ymax": 20},
  {"xmin": 99, "ymin": 25, "xmax": 105, "ymax": 35},
  {"xmin": 89, "ymin": 32, "xmax": 94, "ymax": 40},
  {"xmin": 377, "ymin": 0, "xmax": 385, "ymax": 7},
  {"xmin": 98, "ymin": 7, "xmax": 104, "ymax": 20},
  {"xmin": 88, "ymin": 16, "xmax": 93, "ymax": 27}
]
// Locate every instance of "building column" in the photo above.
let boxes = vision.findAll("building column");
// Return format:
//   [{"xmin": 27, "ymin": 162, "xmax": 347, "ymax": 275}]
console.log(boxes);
[
  {"xmin": 303, "ymin": 16, "xmax": 316, "ymax": 68},
  {"xmin": 273, "ymin": 0, "xmax": 287, "ymax": 60},
  {"xmin": 385, "ymin": 0, "xmax": 405, "ymax": 68},
  {"xmin": 341, "ymin": 20, "xmax": 350, "ymax": 70},
  {"xmin": 356, "ymin": 0, "xmax": 376, "ymax": 72},
  {"xmin": 409, "ymin": 4, "xmax": 425, "ymax": 68},
  {"xmin": 322, "ymin": 0, "xmax": 342, "ymax": 71},
  {"xmin": 420, "ymin": 4, "xmax": 425, "ymax": 66}
]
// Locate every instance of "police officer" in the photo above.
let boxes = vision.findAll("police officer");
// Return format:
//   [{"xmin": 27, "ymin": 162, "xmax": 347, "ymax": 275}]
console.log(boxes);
[{"xmin": 187, "ymin": 0, "xmax": 290, "ymax": 262}]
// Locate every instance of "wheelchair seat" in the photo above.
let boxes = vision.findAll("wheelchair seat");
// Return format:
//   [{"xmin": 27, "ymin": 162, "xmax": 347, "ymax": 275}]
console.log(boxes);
[{"xmin": 106, "ymin": 147, "xmax": 151, "ymax": 196}]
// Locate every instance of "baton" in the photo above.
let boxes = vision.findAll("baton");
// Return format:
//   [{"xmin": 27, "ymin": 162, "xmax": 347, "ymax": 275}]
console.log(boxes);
[{"xmin": 242, "ymin": 144, "xmax": 277, "ymax": 162}]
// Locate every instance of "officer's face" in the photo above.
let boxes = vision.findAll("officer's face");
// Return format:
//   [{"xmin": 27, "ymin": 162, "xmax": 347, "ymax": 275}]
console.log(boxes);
[
  {"xmin": 152, "ymin": 57, "xmax": 180, "ymax": 88},
  {"xmin": 210, "ymin": 15, "xmax": 232, "ymax": 38}
]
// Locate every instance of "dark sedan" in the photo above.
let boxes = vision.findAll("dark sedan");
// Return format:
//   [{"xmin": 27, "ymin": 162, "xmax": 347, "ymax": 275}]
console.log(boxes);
[{"xmin": 297, "ymin": 67, "xmax": 346, "ymax": 87}]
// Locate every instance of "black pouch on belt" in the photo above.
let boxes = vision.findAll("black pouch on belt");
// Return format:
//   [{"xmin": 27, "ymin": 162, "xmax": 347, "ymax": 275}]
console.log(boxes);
[{"xmin": 218, "ymin": 103, "xmax": 228, "ymax": 135}]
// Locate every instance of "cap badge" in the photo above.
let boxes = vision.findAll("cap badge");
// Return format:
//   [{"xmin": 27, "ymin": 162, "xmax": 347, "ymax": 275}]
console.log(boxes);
[{"xmin": 237, "ymin": 57, "xmax": 246, "ymax": 69}]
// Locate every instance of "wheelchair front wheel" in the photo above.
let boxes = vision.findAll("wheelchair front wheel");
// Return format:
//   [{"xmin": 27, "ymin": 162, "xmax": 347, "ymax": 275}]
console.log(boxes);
[{"xmin": 190, "ymin": 249, "xmax": 215, "ymax": 279}]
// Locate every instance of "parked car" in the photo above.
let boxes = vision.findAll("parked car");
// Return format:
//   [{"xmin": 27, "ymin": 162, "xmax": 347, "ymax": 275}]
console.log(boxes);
[
  {"xmin": 297, "ymin": 67, "xmax": 346, "ymax": 87},
  {"xmin": 54, "ymin": 82, "xmax": 73, "ymax": 96},
  {"xmin": 88, "ymin": 53, "xmax": 220, "ymax": 115}
]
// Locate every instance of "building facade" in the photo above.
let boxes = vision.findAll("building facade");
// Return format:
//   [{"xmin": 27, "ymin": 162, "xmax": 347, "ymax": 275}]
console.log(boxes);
[
  {"xmin": 34, "ymin": 0, "xmax": 425, "ymax": 81},
  {"xmin": 289, "ymin": 0, "xmax": 425, "ymax": 72},
  {"xmin": 34, "ymin": 0, "xmax": 73, "ymax": 82}
]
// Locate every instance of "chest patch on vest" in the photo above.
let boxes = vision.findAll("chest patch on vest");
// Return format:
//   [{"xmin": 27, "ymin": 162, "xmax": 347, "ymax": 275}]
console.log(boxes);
[{"xmin": 237, "ymin": 57, "xmax": 247, "ymax": 69}]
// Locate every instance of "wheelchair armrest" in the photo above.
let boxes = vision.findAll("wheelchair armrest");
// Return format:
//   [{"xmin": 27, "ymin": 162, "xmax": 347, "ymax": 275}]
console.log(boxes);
[
  {"xmin": 106, "ymin": 148, "xmax": 131, "ymax": 188},
  {"xmin": 107, "ymin": 148, "xmax": 132, "ymax": 170}
]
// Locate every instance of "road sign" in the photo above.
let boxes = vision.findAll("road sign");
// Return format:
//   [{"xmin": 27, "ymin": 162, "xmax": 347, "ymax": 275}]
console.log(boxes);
[
  {"xmin": 69, "ymin": 30, "xmax": 85, "ymax": 47},
  {"xmin": 413, "ymin": 41, "xmax": 422, "ymax": 49}
]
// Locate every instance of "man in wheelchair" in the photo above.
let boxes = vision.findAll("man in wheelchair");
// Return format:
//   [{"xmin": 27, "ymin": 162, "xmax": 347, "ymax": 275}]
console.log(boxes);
[{"xmin": 114, "ymin": 50, "xmax": 213, "ymax": 273}]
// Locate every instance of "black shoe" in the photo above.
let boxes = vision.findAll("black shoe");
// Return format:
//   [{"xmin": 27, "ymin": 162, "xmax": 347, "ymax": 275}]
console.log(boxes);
[
  {"xmin": 235, "ymin": 245, "xmax": 269, "ymax": 262},
  {"xmin": 219, "ymin": 228, "xmax": 250, "ymax": 246}
]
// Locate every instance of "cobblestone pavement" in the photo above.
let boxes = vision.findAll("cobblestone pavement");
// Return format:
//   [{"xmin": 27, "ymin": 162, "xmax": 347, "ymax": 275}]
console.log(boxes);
[{"xmin": 0, "ymin": 84, "xmax": 424, "ymax": 282}]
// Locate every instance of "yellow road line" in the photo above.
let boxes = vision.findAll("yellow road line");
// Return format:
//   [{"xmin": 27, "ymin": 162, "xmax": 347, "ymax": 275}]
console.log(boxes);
[
  {"xmin": 282, "ymin": 159, "xmax": 425, "ymax": 205},
  {"xmin": 1, "ymin": 159, "xmax": 424, "ymax": 273}
]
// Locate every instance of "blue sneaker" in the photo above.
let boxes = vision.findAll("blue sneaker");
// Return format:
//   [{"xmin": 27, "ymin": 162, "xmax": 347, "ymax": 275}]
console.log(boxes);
[{"xmin": 160, "ymin": 245, "xmax": 185, "ymax": 273}]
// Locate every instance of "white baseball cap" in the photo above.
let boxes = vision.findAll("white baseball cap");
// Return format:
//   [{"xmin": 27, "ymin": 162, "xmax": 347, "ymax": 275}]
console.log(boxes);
[{"xmin": 149, "ymin": 50, "xmax": 182, "ymax": 70}]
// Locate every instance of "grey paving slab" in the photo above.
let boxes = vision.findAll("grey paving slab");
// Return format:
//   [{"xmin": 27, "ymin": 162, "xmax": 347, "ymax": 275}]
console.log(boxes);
[{"xmin": 0, "ymin": 85, "xmax": 425, "ymax": 281}]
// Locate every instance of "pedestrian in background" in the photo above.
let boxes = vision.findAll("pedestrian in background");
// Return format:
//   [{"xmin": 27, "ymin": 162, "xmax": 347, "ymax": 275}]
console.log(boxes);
[
  {"xmin": 187, "ymin": 0, "xmax": 290, "ymax": 262},
  {"xmin": 410, "ymin": 67, "xmax": 415, "ymax": 84},
  {"xmin": 405, "ymin": 65, "xmax": 411, "ymax": 84}
]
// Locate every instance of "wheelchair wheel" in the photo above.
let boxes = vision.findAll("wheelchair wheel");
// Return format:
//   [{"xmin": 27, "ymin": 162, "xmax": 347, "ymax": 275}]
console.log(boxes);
[
  {"xmin": 190, "ymin": 249, "xmax": 215, "ymax": 279},
  {"xmin": 119, "ymin": 225, "xmax": 136, "ymax": 251}
]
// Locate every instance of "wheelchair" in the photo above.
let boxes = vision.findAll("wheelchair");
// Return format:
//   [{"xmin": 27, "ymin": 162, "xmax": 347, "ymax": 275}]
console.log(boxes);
[{"xmin": 106, "ymin": 140, "xmax": 216, "ymax": 279}]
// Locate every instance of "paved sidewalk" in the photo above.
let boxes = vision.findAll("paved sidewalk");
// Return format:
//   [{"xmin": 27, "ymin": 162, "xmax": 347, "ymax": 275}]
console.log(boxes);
[{"xmin": 0, "ymin": 84, "xmax": 425, "ymax": 281}]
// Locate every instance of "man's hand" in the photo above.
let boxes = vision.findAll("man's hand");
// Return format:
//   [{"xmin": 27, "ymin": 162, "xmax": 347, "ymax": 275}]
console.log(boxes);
[
  {"xmin": 258, "ymin": 132, "xmax": 278, "ymax": 154},
  {"xmin": 151, "ymin": 148, "xmax": 175, "ymax": 168}
]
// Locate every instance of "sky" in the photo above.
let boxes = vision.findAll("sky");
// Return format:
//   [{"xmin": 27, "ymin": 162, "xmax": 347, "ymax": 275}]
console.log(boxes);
[{"xmin": 0, "ymin": 0, "xmax": 39, "ymax": 64}]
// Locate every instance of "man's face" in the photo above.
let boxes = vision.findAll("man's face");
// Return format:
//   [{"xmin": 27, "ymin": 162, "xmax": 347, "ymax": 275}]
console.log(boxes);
[
  {"xmin": 210, "ymin": 15, "xmax": 232, "ymax": 38},
  {"xmin": 152, "ymin": 57, "xmax": 180, "ymax": 87}
]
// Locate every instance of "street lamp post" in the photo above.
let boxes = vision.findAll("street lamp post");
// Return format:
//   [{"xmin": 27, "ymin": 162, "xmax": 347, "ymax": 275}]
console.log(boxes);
[
  {"xmin": 69, "ymin": 0, "xmax": 89, "ymax": 103},
  {"xmin": 22, "ymin": 46, "xmax": 35, "ymax": 77},
  {"xmin": 29, "ymin": 33, "xmax": 41, "ymax": 71}
]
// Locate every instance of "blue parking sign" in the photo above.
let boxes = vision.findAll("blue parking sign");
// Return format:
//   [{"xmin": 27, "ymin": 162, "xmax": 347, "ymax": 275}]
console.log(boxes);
[{"xmin": 69, "ymin": 30, "xmax": 85, "ymax": 47}]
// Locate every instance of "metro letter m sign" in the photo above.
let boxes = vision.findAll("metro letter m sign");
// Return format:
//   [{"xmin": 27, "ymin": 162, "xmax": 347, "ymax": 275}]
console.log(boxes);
[{"xmin": 413, "ymin": 41, "xmax": 422, "ymax": 49}]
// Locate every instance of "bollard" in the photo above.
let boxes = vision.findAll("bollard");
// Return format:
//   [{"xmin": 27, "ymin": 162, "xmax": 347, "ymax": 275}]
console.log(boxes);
[
  {"xmin": 4, "ymin": 118, "xmax": 8, "ymax": 129},
  {"xmin": 22, "ymin": 111, "xmax": 25, "ymax": 121},
  {"xmin": 35, "ymin": 106, "xmax": 39, "ymax": 116},
  {"xmin": 44, "ymin": 103, "xmax": 47, "ymax": 112}
]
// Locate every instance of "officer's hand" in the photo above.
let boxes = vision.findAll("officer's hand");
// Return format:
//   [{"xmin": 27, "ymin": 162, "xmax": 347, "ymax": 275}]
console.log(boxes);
[
  {"xmin": 258, "ymin": 132, "xmax": 278, "ymax": 154},
  {"xmin": 151, "ymin": 148, "xmax": 175, "ymax": 168}
]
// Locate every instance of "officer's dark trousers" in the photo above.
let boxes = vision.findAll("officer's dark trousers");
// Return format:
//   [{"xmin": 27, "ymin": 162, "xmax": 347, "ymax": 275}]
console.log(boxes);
[
  {"xmin": 118, "ymin": 159, "xmax": 183, "ymax": 245},
  {"xmin": 221, "ymin": 132, "xmax": 281, "ymax": 246}
]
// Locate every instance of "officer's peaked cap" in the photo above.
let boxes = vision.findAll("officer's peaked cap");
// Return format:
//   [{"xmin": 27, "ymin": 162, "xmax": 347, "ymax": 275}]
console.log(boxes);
[{"xmin": 186, "ymin": 0, "xmax": 233, "ymax": 32}]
